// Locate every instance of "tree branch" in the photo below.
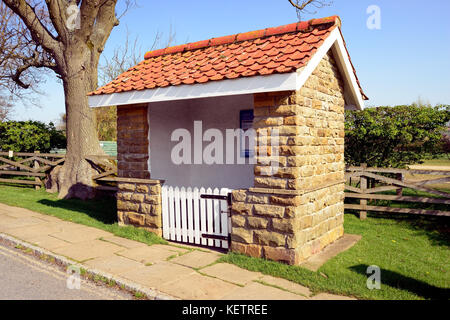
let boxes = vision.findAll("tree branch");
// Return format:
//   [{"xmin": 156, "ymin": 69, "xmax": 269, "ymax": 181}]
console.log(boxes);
[
  {"xmin": 2, "ymin": 0, "xmax": 62, "ymax": 56},
  {"xmin": 90, "ymin": 0, "xmax": 118, "ymax": 53},
  {"xmin": 44, "ymin": 0, "xmax": 68, "ymax": 42},
  {"xmin": 288, "ymin": 0, "xmax": 333, "ymax": 20},
  {"xmin": 11, "ymin": 49, "xmax": 57, "ymax": 89}
]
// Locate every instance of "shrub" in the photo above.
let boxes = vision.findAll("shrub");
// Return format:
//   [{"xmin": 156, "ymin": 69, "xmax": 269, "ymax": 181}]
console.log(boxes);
[
  {"xmin": 345, "ymin": 105, "xmax": 450, "ymax": 167},
  {"xmin": 0, "ymin": 121, "xmax": 66, "ymax": 153}
]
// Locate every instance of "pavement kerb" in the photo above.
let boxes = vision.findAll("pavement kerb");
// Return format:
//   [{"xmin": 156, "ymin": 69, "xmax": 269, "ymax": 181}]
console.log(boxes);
[{"xmin": 0, "ymin": 232, "xmax": 177, "ymax": 300}]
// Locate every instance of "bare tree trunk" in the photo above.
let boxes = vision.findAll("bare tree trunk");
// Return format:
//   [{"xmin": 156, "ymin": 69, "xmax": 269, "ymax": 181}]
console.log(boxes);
[
  {"xmin": 47, "ymin": 52, "xmax": 105, "ymax": 200},
  {"xmin": 2, "ymin": 0, "xmax": 123, "ymax": 200}
]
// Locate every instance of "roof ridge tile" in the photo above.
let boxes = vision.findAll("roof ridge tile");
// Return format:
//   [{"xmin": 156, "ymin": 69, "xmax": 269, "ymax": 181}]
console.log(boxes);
[{"xmin": 144, "ymin": 16, "xmax": 340, "ymax": 60}]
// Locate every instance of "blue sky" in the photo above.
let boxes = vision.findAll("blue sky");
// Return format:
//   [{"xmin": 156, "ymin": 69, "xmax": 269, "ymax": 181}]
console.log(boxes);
[{"xmin": 11, "ymin": 0, "xmax": 450, "ymax": 123}]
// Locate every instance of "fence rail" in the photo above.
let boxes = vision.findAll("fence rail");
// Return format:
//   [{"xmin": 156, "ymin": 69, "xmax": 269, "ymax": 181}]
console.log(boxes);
[
  {"xmin": 86, "ymin": 155, "xmax": 118, "ymax": 191},
  {"xmin": 0, "ymin": 151, "xmax": 118, "ymax": 190},
  {"xmin": 345, "ymin": 165, "xmax": 450, "ymax": 219},
  {"xmin": 0, "ymin": 151, "xmax": 66, "ymax": 188}
]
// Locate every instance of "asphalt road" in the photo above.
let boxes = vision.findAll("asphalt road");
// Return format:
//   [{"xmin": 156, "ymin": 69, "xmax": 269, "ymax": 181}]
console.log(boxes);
[{"xmin": 0, "ymin": 243, "xmax": 133, "ymax": 300}]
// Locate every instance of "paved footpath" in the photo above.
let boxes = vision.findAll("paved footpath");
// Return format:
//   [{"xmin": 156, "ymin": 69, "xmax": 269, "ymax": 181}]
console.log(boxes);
[
  {"xmin": 0, "ymin": 203, "xmax": 354, "ymax": 300},
  {"xmin": 0, "ymin": 243, "xmax": 133, "ymax": 300}
]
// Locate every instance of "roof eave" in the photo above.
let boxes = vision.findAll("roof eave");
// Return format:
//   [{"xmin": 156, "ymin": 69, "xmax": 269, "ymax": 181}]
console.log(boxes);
[{"xmin": 88, "ymin": 72, "xmax": 298, "ymax": 108}]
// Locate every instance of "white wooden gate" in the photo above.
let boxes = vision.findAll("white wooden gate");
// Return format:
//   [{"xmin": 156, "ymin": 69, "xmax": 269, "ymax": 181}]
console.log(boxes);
[{"xmin": 161, "ymin": 186, "xmax": 232, "ymax": 249}]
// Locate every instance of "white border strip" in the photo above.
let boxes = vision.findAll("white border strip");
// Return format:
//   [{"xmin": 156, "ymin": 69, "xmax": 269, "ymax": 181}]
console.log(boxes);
[{"xmin": 89, "ymin": 72, "xmax": 298, "ymax": 107}]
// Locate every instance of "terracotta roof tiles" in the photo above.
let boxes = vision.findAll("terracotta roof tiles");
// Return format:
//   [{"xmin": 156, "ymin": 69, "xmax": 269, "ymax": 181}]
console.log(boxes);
[{"xmin": 90, "ymin": 16, "xmax": 367, "ymax": 100}]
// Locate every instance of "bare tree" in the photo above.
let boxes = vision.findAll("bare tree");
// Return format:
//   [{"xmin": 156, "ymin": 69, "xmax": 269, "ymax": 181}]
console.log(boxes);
[
  {"xmin": 94, "ymin": 26, "xmax": 177, "ymax": 143},
  {"xmin": 99, "ymin": 25, "xmax": 176, "ymax": 86},
  {"xmin": 288, "ymin": 0, "xmax": 333, "ymax": 20},
  {"xmin": 0, "ymin": 2, "xmax": 51, "ymax": 106},
  {"xmin": 0, "ymin": 95, "xmax": 12, "ymax": 121},
  {"xmin": 0, "ymin": 0, "xmax": 136, "ymax": 199}
]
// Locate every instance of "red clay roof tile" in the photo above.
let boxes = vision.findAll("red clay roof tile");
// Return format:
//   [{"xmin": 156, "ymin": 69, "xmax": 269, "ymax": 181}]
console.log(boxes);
[{"xmin": 90, "ymin": 16, "xmax": 366, "ymax": 100}]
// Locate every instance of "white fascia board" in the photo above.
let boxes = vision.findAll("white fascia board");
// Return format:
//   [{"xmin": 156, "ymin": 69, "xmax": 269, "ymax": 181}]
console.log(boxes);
[
  {"xmin": 88, "ymin": 72, "xmax": 298, "ymax": 107},
  {"xmin": 296, "ymin": 27, "xmax": 365, "ymax": 110}
]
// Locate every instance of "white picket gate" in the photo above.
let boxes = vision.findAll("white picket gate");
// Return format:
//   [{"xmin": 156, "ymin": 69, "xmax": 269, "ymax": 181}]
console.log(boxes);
[{"xmin": 161, "ymin": 186, "xmax": 232, "ymax": 249}]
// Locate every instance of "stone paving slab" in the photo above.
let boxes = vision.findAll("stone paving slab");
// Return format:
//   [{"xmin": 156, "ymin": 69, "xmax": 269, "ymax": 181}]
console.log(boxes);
[
  {"xmin": 259, "ymin": 275, "xmax": 312, "ymax": 297},
  {"xmin": 119, "ymin": 262, "xmax": 195, "ymax": 288},
  {"xmin": 0, "ymin": 216, "xmax": 47, "ymax": 230},
  {"xmin": 221, "ymin": 282, "xmax": 305, "ymax": 300},
  {"xmin": 301, "ymin": 234, "xmax": 362, "ymax": 271},
  {"xmin": 3, "ymin": 223, "xmax": 65, "ymax": 241},
  {"xmin": 3, "ymin": 209, "xmax": 41, "ymax": 219},
  {"xmin": 157, "ymin": 244, "xmax": 190, "ymax": 254},
  {"xmin": 171, "ymin": 250, "xmax": 222, "ymax": 269},
  {"xmin": 0, "ymin": 205, "xmax": 42, "ymax": 217},
  {"xmin": 200, "ymin": 263, "xmax": 262, "ymax": 286},
  {"xmin": 158, "ymin": 272, "xmax": 238, "ymax": 300},
  {"xmin": 0, "ymin": 215, "xmax": 20, "ymax": 232},
  {"xmin": 26, "ymin": 235, "xmax": 72, "ymax": 250},
  {"xmin": 49, "ymin": 226, "xmax": 111, "ymax": 244},
  {"xmin": 117, "ymin": 245, "xmax": 180, "ymax": 264},
  {"xmin": 52, "ymin": 239, "xmax": 123, "ymax": 262},
  {"xmin": 101, "ymin": 236, "xmax": 148, "ymax": 249},
  {"xmin": 31, "ymin": 214, "xmax": 66, "ymax": 223},
  {"xmin": 84, "ymin": 255, "xmax": 144, "ymax": 275}
]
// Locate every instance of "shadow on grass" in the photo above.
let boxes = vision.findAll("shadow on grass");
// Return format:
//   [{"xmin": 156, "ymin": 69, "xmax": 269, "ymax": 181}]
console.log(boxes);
[
  {"xmin": 38, "ymin": 197, "xmax": 117, "ymax": 225},
  {"xmin": 350, "ymin": 264, "xmax": 450, "ymax": 300}
]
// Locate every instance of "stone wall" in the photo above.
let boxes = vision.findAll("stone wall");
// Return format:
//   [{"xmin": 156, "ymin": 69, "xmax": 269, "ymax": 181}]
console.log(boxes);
[
  {"xmin": 230, "ymin": 51, "xmax": 346, "ymax": 264},
  {"xmin": 117, "ymin": 181, "xmax": 163, "ymax": 236},
  {"xmin": 117, "ymin": 104, "xmax": 150, "ymax": 179},
  {"xmin": 116, "ymin": 103, "xmax": 163, "ymax": 236}
]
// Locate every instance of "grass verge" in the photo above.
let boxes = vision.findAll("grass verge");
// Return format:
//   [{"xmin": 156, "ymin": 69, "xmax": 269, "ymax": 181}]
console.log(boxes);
[
  {"xmin": 0, "ymin": 185, "xmax": 166, "ymax": 246},
  {"xmin": 219, "ymin": 213, "xmax": 449, "ymax": 300}
]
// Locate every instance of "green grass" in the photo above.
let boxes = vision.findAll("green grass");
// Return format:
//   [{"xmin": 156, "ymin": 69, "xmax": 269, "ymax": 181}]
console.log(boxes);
[
  {"xmin": 417, "ymin": 155, "xmax": 450, "ymax": 167},
  {"xmin": 0, "ymin": 185, "xmax": 167, "ymax": 246},
  {"xmin": 220, "ymin": 213, "xmax": 450, "ymax": 300}
]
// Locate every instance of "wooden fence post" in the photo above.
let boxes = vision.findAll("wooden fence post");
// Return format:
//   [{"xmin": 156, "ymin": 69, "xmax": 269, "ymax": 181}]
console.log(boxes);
[
  {"xmin": 34, "ymin": 151, "xmax": 41, "ymax": 190},
  {"xmin": 360, "ymin": 163, "xmax": 367, "ymax": 220},
  {"xmin": 396, "ymin": 173, "xmax": 403, "ymax": 196}
]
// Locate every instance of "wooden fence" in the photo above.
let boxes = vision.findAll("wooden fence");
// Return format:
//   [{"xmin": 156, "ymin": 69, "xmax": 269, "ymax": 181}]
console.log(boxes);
[
  {"xmin": 345, "ymin": 165, "xmax": 450, "ymax": 219},
  {"xmin": 0, "ymin": 151, "xmax": 118, "ymax": 190},
  {"xmin": 0, "ymin": 151, "xmax": 65, "ymax": 189},
  {"xmin": 86, "ymin": 155, "xmax": 118, "ymax": 191}
]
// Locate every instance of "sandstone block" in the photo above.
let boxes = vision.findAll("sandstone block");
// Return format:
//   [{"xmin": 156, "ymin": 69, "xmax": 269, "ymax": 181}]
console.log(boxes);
[
  {"xmin": 232, "ymin": 190, "xmax": 247, "ymax": 202},
  {"xmin": 247, "ymin": 216, "xmax": 269, "ymax": 229},
  {"xmin": 263, "ymin": 246, "xmax": 299, "ymax": 265},
  {"xmin": 231, "ymin": 242, "xmax": 262, "ymax": 258},
  {"xmin": 231, "ymin": 227, "xmax": 253, "ymax": 244},
  {"xmin": 232, "ymin": 202, "xmax": 253, "ymax": 215},
  {"xmin": 136, "ymin": 184, "xmax": 149, "ymax": 193},
  {"xmin": 253, "ymin": 204, "xmax": 285, "ymax": 218},
  {"xmin": 231, "ymin": 215, "xmax": 247, "ymax": 228},
  {"xmin": 118, "ymin": 183, "xmax": 135, "ymax": 192},
  {"xmin": 254, "ymin": 230, "xmax": 285, "ymax": 247}
]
